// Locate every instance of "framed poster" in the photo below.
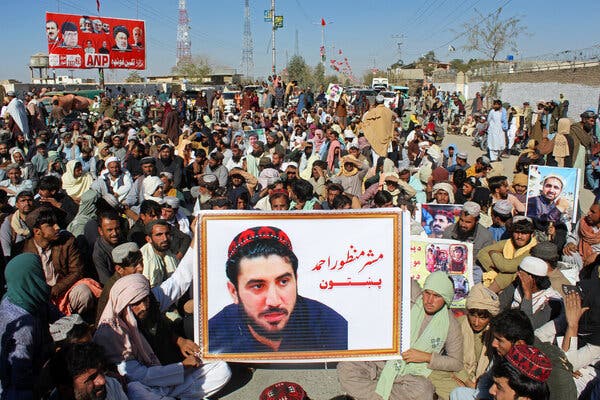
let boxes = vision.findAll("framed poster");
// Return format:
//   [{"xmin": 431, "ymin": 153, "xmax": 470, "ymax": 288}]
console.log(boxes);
[
  {"xmin": 418, "ymin": 203, "xmax": 463, "ymax": 238},
  {"xmin": 193, "ymin": 210, "xmax": 411, "ymax": 362},
  {"xmin": 409, "ymin": 237, "xmax": 474, "ymax": 309},
  {"xmin": 526, "ymin": 165, "xmax": 580, "ymax": 224}
]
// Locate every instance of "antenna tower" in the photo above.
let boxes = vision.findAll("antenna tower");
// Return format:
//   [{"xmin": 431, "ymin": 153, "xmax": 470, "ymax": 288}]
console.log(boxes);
[
  {"xmin": 177, "ymin": 0, "xmax": 192, "ymax": 65},
  {"xmin": 241, "ymin": 0, "xmax": 254, "ymax": 77}
]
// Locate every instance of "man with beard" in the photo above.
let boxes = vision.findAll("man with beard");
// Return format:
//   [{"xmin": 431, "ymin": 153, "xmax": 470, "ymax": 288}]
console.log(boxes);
[
  {"xmin": 430, "ymin": 209, "xmax": 455, "ymax": 238},
  {"xmin": 92, "ymin": 211, "xmax": 124, "ymax": 285},
  {"xmin": 140, "ymin": 220, "xmax": 179, "ymax": 287},
  {"xmin": 570, "ymin": 110, "xmax": 595, "ymax": 170},
  {"xmin": 338, "ymin": 272, "xmax": 463, "ymax": 400},
  {"xmin": 0, "ymin": 190, "xmax": 34, "ymax": 261},
  {"xmin": 126, "ymin": 156, "xmax": 156, "ymax": 206},
  {"xmin": 563, "ymin": 202, "xmax": 600, "ymax": 279},
  {"xmin": 92, "ymin": 157, "xmax": 133, "ymax": 209},
  {"xmin": 155, "ymin": 144, "xmax": 184, "ymax": 189},
  {"xmin": 225, "ymin": 144, "xmax": 244, "ymax": 171},
  {"xmin": 204, "ymin": 151, "xmax": 228, "ymax": 187},
  {"xmin": 208, "ymin": 226, "xmax": 347, "ymax": 353},
  {"xmin": 49, "ymin": 343, "xmax": 128, "ymax": 400},
  {"xmin": 526, "ymin": 175, "xmax": 569, "ymax": 224},
  {"xmin": 488, "ymin": 176, "xmax": 525, "ymax": 214},
  {"xmin": 443, "ymin": 201, "xmax": 494, "ymax": 259},
  {"xmin": 478, "ymin": 217, "xmax": 538, "ymax": 293},
  {"xmin": 265, "ymin": 131, "xmax": 285, "ymax": 156}
]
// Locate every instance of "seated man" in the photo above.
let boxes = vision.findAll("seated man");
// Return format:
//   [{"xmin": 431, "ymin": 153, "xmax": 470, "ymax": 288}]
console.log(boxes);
[
  {"xmin": 451, "ymin": 284, "xmax": 500, "ymax": 394},
  {"xmin": 16, "ymin": 207, "xmax": 99, "ymax": 317},
  {"xmin": 451, "ymin": 309, "xmax": 576, "ymax": 400},
  {"xmin": 94, "ymin": 274, "xmax": 231, "ymax": 399},
  {"xmin": 338, "ymin": 271, "xmax": 462, "ymax": 400},
  {"xmin": 35, "ymin": 175, "xmax": 79, "ymax": 228},
  {"xmin": 49, "ymin": 343, "xmax": 128, "ymax": 400},
  {"xmin": 442, "ymin": 201, "xmax": 494, "ymax": 283},
  {"xmin": 141, "ymin": 220, "xmax": 179, "ymax": 288},
  {"xmin": 562, "ymin": 202, "xmax": 600, "ymax": 280},
  {"xmin": 209, "ymin": 226, "xmax": 347, "ymax": 353},
  {"xmin": 478, "ymin": 217, "xmax": 537, "ymax": 293},
  {"xmin": 489, "ymin": 344, "xmax": 552, "ymax": 400},
  {"xmin": 92, "ymin": 211, "xmax": 124, "ymax": 285},
  {"xmin": 498, "ymin": 256, "xmax": 563, "ymax": 330},
  {"xmin": 0, "ymin": 190, "xmax": 34, "ymax": 262},
  {"xmin": 535, "ymin": 279, "xmax": 600, "ymax": 396},
  {"xmin": 91, "ymin": 156, "xmax": 133, "ymax": 209}
]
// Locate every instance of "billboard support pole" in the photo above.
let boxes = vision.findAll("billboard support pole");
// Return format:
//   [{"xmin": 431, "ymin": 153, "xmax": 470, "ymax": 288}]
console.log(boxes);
[{"xmin": 98, "ymin": 68, "xmax": 105, "ymax": 89}]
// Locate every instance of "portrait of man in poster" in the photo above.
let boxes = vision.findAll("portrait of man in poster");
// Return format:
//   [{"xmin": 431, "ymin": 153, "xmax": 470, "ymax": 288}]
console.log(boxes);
[{"xmin": 208, "ymin": 226, "xmax": 348, "ymax": 354}]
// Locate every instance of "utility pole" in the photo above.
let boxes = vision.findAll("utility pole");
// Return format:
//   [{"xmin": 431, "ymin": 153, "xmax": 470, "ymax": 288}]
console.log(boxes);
[
  {"xmin": 242, "ymin": 0, "xmax": 254, "ymax": 78},
  {"xmin": 271, "ymin": 0, "xmax": 276, "ymax": 75},
  {"xmin": 391, "ymin": 34, "xmax": 405, "ymax": 63},
  {"xmin": 294, "ymin": 29, "xmax": 299, "ymax": 56}
]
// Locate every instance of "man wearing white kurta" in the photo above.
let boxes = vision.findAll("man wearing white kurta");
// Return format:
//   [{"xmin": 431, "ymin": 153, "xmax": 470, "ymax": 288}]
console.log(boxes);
[{"xmin": 487, "ymin": 100, "xmax": 507, "ymax": 162}]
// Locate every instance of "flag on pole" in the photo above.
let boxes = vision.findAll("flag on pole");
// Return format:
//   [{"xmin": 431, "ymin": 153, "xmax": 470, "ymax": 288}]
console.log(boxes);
[
  {"xmin": 321, "ymin": 18, "xmax": 326, "ymax": 26},
  {"xmin": 96, "ymin": 0, "xmax": 101, "ymax": 13}
]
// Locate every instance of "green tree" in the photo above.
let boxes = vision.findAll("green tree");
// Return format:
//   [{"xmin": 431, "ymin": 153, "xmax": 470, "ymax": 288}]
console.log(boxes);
[
  {"xmin": 171, "ymin": 56, "xmax": 211, "ymax": 84},
  {"xmin": 125, "ymin": 71, "xmax": 144, "ymax": 83},
  {"xmin": 324, "ymin": 74, "xmax": 340, "ymax": 84},
  {"xmin": 286, "ymin": 55, "xmax": 312, "ymax": 87},
  {"xmin": 414, "ymin": 51, "xmax": 439, "ymax": 76},
  {"xmin": 312, "ymin": 62, "xmax": 326, "ymax": 89}
]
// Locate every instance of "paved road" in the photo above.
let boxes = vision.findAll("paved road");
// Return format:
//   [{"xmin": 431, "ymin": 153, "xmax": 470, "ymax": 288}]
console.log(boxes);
[{"xmin": 217, "ymin": 132, "xmax": 594, "ymax": 400}]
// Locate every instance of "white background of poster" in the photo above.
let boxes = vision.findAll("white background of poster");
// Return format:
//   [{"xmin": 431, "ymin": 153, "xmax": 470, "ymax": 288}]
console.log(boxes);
[{"xmin": 204, "ymin": 216, "xmax": 395, "ymax": 350}]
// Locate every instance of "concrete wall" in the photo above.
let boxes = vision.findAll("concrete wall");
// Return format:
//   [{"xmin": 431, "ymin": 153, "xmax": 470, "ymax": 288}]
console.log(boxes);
[{"xmin": 433, "ymin": 81, "xmax": 600, "ymax": 117}]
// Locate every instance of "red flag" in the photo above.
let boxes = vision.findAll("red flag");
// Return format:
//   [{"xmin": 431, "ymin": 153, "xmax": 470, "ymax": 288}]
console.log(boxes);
[
  {"xmin": 321, "ymin": 18, "xmax": 326, "ymax": 26},
  {"xmin": 96, "ymin": 0, "xmax": 101, "ymax": 13}
]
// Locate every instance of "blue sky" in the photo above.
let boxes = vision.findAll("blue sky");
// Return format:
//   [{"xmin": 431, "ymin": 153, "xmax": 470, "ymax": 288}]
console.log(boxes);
[{"xmin": 1, "ymin": 0, "xmax": 599, "ymax": 82}]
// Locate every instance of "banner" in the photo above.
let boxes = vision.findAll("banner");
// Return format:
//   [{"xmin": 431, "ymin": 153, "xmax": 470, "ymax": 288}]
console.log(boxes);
[
  {"xmin": 417, "ymin": 203, "xmax": 463, "ymax": 238},
  {"xmin": 194, "ymin": 210, "xmax": 412, "ymax": 362},
  {"xmin": 526, "ymin": 165, "xmax": 580, "ymax": 224},
  {"xmin": 46, "ymin": 12, "xmax": 146, "ymax": 70},
  {"xmin": 410, "ymin": 237, "xmax": 474, "ymax": 309}
]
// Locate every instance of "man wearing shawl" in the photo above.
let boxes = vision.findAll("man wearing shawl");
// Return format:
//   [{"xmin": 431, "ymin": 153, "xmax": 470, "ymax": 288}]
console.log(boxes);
[
  {"xmin": 5, "ymin": 91, "xmax": 30, "ymax": 140},
  {"xmin": 91, "ymin": 156, "xmax": 133, "ymax": 208},
  {"xmin": 330, "ymin": 154, "xmax": 368, "ymax": 197},
  {"xmin": 0, "ymin": 254, "xmax": 54, "ymax": 400},
  {"xmin": 478, "ymin": 217, "xmax": 538, "ymax": 293},
  {"xmin": 450, "ymin": 284, "xmax": 500, "ymax": 399},
  {"xmin": 61, "ymin": 160, "xmax": 93, "ymax": 202},
  {"xmin": 563, "ymin": 202, "xmax": 600, "ymax": 278},
  {"xmin": 94, "ymin": 274, "xmax": 231, "ymax": 399},
  {"xmin": 0, "ymin": 190, "xmax": 34, "ymax": 261},
  {"xmin": 361, "ymin": 95, "xmax": 397, "ymax": 166},
  {"xmin": 338, "ymin": 272, "xmax": 463, "ymax": 400}
]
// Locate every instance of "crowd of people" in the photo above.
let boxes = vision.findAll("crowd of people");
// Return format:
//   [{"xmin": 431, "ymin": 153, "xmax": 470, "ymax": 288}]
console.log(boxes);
[{"xmin": 0, "ymin": 76, "xmax": 600, "ymax": 400}]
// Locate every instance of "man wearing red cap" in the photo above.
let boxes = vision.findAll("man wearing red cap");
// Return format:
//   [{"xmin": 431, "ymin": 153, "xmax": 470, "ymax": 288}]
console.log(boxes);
[
  {"xmin": 208, "ymin": 226, "xmax": 347, "ymax": 353},
  {"xmin": 489, "ymin": 344, "xmax": 552, "ymax": 400}
]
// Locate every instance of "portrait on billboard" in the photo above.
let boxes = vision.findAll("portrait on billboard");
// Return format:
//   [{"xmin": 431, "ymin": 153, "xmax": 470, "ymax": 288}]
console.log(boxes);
[
  {"xmin": 194, "ymin": 210, "xmax": 412, "ymax": 362},
  {"xmin": 47, "ymin": 12, "xmax": 145, "ymax": 69}
]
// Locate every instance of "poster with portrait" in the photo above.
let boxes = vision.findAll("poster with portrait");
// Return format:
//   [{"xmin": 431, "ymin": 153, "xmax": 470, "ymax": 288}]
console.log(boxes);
[
  {"xmin": 326, "ymin": 83, "xmax": 343, "ymax": 103},
  {"xmin": 409, "ymin": 237, "xmax": 474, "ymax": 309},
  {"xmin": 46, "ymin": 12, "xmax": 145, "ymax": 69},
  {"xmin": 526, "ymin": 165, "xmax": 580, "ymax": 224},
  {"xmin": 193, "ymin": 210, "xmax": 411, "ymax": 362},
  {"xmin": 417, "ymin": 204, "xmax": 463, "ymax": 238}
]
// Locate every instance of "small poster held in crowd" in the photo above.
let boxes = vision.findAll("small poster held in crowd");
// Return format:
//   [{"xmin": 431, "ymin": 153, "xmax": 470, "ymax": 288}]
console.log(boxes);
[
  {"xmin": 526, "ymin": 165, "xmax": 580, "ymax": 224},
  {"xmin": 326, "ymin": 83, "xmax": 343, "ymax": 103},
  {"xmin": 418, "ymin": 204, "xmax": 463, "ymax": 238},
  {"xmin": 409, "ymin": 237, "xmax": 474, "ymax": 309},
  {"xmin": 194, "ymin": 210, "xmax": 412, "ymax": 362}
]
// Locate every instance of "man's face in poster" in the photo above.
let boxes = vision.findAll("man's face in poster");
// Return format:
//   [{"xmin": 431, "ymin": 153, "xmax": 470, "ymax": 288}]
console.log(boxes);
[
  {"xmin": 63, "ymin": 29, "xmax": 78, "ymax": 47},
  {"xmin": 46, "ymin": 21, "xmax": 58, "ymax": 41},
  {"xmin": 432, "ymin": 213, "xmax": 452, "ymax": 236},
  {"xmin": 227, "ymin": 255, "xmax": 298, "ymax": 336},
  {"xmin": 541, "ymin": 176, "xmax": 563, "ymax": 202}
]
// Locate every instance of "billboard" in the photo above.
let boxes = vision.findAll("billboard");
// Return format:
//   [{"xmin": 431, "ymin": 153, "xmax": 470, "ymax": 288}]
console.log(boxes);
[{"xmin": 46, "ymin": 12, "xmax": 145, "ymax": 70}]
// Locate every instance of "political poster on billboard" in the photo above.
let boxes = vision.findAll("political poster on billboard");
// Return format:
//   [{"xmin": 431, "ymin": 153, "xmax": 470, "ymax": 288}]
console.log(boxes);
[
  {"xmin": 46, "ymin": 12, "xmax": 145, "ymax": 69},
  {"xmin": 193, "ymin": 210, "xmax": 412, "ymax": 362}
]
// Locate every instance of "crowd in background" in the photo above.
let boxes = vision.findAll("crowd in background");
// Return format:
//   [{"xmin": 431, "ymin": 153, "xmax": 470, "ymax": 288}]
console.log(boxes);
[{"xmin": 1, "ymin": 75, "xmax": 600, "ymax": 400}]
